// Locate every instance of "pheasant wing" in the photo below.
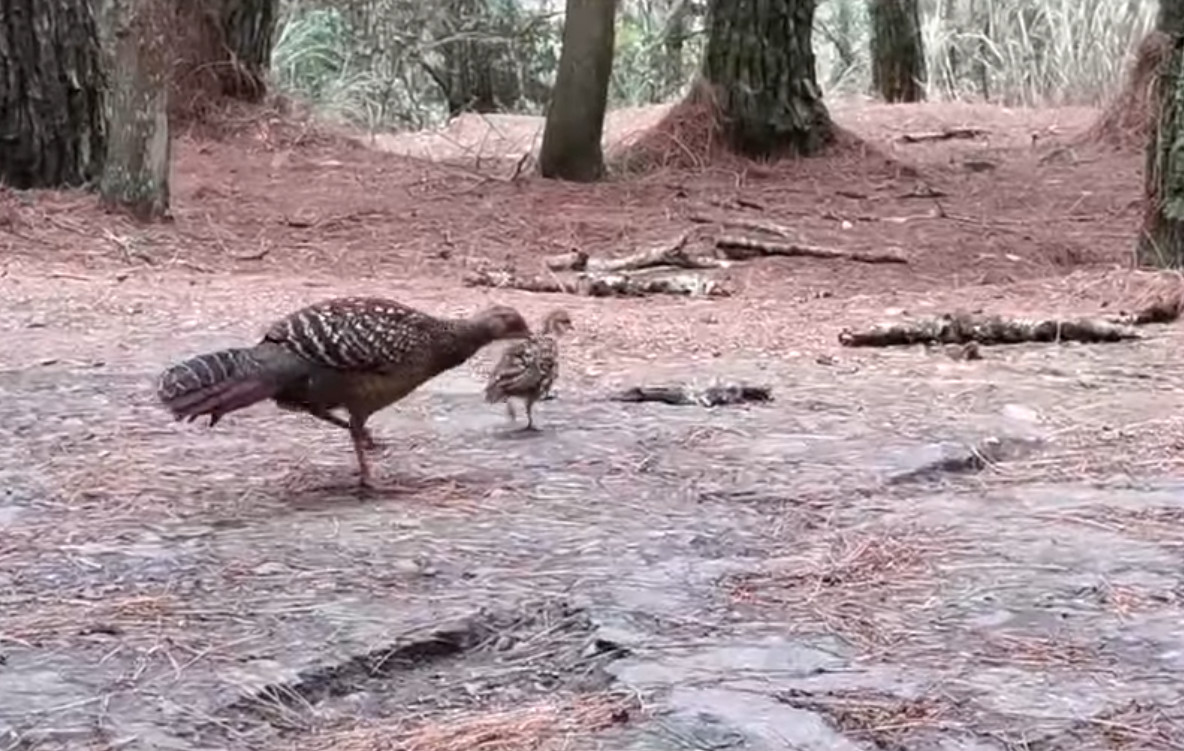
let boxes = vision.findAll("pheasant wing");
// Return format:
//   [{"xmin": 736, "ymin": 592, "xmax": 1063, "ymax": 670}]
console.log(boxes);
[{"xmin": 262, "ymin": 297, "xmax": 438, "ymax": 372}]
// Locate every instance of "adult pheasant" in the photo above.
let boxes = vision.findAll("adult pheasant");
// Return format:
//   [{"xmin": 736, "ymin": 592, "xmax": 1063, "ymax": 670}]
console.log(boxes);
[
  {"xmin": 484, "ymin": 308, "xmax": 573, "ymax": 430},
  {"xmin": 157, "ymin": 297, "xmax": 531, "ymax": 487}
]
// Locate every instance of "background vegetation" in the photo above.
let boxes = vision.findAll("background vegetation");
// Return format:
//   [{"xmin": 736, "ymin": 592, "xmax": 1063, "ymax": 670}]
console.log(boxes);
[{"xmin": 268, "ymin": 0, "xmax": 1156, "ymax": 132}]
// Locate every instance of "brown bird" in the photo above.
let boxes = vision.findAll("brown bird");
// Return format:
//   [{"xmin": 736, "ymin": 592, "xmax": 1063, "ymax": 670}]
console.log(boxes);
[
  {"xmin": 156, "ymin": 297, "xmax": 531, "ymax": 488},
  {"xmin": 484, "ymin": 308, "xmax": 573, "ymax": 431}
]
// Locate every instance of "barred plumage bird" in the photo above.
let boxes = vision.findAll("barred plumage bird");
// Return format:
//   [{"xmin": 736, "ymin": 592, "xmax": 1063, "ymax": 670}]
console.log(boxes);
[
  {"xmin": 484, "ymin": 308, "xmax": 573, "ymax": 431},
  {"xmin": 157, "ymin": 297, "xmax": 531, "ymax": 488}
]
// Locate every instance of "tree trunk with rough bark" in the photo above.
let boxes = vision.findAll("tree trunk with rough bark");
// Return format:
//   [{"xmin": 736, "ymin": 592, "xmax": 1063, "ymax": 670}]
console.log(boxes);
[
  {"xmin": 701, "ymin": 0, "xmax": 833, "ymax": 158},
  {"xmin": 1140, "ymin": 1, "xmax": 1184, "ymax": 267},
  {"xmin": 0, "ymin": 0, "xmax": 106, "ymax": 189},
  {"xmin": 539, "ymin": 0, "xmax": 617, "ymax": 182},
  {"xmin": 870, "ymin": 0, "xmax": 926, "ymax": 102},
  {"xmin": 173, "ymin": 0, "xmax": 277, "ymax": 110},
  {"xmin": 99, "ymin": 0, "xmax": 171, "ymax": 220}
]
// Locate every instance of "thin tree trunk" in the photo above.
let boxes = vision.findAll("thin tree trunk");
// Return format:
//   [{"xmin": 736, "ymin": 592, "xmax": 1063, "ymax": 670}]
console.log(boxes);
[
  {"xmin": 1139, "ymin": 1, "xmax": 1184, "ymax": 267},
  {"xmin": 0, "ymin": 0, "xmax": 106, "ymax": 189},
  {"xmin": 870, "ymin": 0, "xmax": 926, "ymax": 102},
  {"xmin": 539, "ymin": 0, "xmax": 618, "ymax": 182},
  {"xmin": 99, "ymin": 0, "xmax": 171, "ymax": 220},
  {"xmin": 660, "ymin": 0, "xmax": 690, "ymax": 98},
  {"xmin": 701, "ymin": 0, "xmax": 833, "ymax": 158}
]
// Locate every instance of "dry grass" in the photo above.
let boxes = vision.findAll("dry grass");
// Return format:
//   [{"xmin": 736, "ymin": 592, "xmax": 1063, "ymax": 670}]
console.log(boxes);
[{"xmin": 294, "ymin": 694, "xmax": 634, "ymax": 751}]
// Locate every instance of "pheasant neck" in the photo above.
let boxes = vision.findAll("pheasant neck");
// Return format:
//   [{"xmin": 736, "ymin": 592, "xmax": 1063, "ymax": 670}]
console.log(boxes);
[{"xmin": 431, "ymin": 318, "xmax": 497, "ymax": 372}]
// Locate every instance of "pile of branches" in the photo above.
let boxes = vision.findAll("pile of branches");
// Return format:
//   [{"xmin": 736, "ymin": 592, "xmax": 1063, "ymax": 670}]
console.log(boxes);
[{"xmin": 464, "ymin": 213, "xmax": 907, "ymax": 299}]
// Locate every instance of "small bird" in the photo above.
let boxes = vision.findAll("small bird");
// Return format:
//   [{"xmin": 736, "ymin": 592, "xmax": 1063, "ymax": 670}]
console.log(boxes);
[
  {"xmin": 156, "ymin": 297, "xmax": 531, "ymax": 488},
  {"xmin": 484, "ymin": 308, "xmax": 573, "ymax": 431}
]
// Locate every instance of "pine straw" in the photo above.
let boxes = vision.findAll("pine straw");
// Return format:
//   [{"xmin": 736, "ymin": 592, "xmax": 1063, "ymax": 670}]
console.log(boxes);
[
  {"xmin": 779, "ymin": 690, "xmax": 962, "ymax": 747},
  {"xmin": 1084, "ymin": 30, "xmax": 1171, "ymax": 151},
  {"xmin": 785, "ymin": 691, "xmax": 1184, "ymax": 750},
  {"xmin": 1, "ymin": 591, "xmax": 197, "ymax": 652},
  {"xmin": 728, "ymin": 525, "xmax": 969, "ymax": 655},
  {"xmin": 293, "ymin": 693, "xmax": 634, "ymax": 751},
  {"xmin": 609, "ymin": 80, "xmax": 730, "ymax": 173}
]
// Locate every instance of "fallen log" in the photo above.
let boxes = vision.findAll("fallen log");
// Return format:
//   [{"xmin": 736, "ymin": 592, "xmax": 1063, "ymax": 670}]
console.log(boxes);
[
  {"xmin": 839, "ymin": 312, "xmax": 1140, "ymax": 348},
  {"xmin": 462, "ymin": 268, "xmax": 729, "ymax": 298},
  {"xmin": 1107, "ymin": 296, "xmax": 1182, "ymax": 326},
  {"xmin": 717, "ymin": 235, "xmax": 909, "ymax": 265},
  {"xmin": 611, "ymin": 383, "xmax": 773, "ymax": 407}
]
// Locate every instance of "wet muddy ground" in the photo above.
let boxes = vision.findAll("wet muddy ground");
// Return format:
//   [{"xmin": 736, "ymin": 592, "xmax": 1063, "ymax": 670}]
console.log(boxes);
[{"xmin": 3, "ymin": 274, "xmax": 1184, "ymax": 751}]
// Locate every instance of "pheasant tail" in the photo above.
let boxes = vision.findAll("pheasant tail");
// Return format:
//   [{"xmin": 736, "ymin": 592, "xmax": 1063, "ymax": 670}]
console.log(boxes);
[{"xmin": 157, "ymin": 346, "xmax": 289, "ymax": 426}]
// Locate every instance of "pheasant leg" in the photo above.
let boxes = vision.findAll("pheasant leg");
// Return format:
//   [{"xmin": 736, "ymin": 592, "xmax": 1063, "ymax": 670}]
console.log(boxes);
[
  {"xmin": 505, "ymin": 400, "xmax": 517, "ymax": 423},
  {"xmin": 349, "ymin": 418, "xmax": 374, "ymax": 489},
  {"xmin": 306, "ymin": 409, "xmax": 381, "ymax": 451}
]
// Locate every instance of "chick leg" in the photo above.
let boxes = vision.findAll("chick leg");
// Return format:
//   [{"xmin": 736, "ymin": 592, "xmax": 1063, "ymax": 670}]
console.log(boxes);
[{"xmin": 520, "ymin": 397, "xmax": 540, "ymax": 432}]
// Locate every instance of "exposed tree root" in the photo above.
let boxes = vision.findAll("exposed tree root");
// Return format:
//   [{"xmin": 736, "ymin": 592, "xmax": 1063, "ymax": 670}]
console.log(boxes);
[
  {"xmin": 610, "ymin": 383, "xmax": 773, "ymax": 407},
  {"xmin": 838, "ymin": 312, "xmax": 1142, "ymax": 348}
]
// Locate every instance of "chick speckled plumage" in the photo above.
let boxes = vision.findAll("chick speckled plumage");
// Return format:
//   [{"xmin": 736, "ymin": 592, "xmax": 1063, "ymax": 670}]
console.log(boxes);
[
  {"xmin": 157, "ymin": 296, "xmax": 531, "ymax": 488},
  {"xmin": 484, "ymin": 308, "xmax": 573, "ymax": 430}
]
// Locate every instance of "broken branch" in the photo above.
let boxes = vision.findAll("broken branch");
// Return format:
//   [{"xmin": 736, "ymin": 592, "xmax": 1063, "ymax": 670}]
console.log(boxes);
[
  {"xmin": 547, "ymin": 233, "xmax": 724, "ymax": 273},
  {"xmin": 838, "ymin": 312, "xmax": 1141, "ymax": 348},
  {"xmin": 716, "ymin": 235, "xmax": 908, "ymax": 265},
  {"xmin": 611, "ymin": 383, "xmax": 773, "ymax": 407},
  {"xmin": 689, "ymin": 213, "xmax": 796, "ymax": 239},
  {"xmin": 897, "ymin": 127, "xmax": 987, "ymax": 144}
]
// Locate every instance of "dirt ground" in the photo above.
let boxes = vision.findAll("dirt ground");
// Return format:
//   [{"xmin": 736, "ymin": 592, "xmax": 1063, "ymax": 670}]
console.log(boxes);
[{"xmin": 3, "ymin": 98, "xmax": 1184, "ymax": 751}]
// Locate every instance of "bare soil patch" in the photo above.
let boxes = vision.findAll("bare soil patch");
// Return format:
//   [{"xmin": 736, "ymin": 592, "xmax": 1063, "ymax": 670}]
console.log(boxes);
[{"xmin": 3, "ymin": 99, "xmax": 1184, "ymax": 751}]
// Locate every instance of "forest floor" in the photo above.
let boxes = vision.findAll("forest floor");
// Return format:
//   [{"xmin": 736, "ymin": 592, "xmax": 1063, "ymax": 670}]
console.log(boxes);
[{"xmin": 3, "ymin": 98, "xmax": 1184, "ymax": 751}]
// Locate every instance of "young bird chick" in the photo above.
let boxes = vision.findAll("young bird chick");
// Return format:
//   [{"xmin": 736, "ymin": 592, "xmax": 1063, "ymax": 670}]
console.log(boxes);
[{"xmin": 484, "ymin": 308, "xmax": 573, "ymax": 431}]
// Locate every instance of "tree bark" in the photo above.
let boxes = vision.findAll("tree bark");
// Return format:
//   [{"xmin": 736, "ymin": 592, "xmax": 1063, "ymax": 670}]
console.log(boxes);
[
  {"xmin": 701, "ymin": 0, "xmax": 833, "ymax": 159},
  {"xmin": 870, "ymin": 0, "xmax": 926, "ymax": 103},
  {"xmin": 0, "ymin": 0, "xmax": 106, "ymax": 189},
  {"xmin": 1140, "ymin": 1, "xmax": 1184, "ymax": 267},
  {"xmin": 173, "ymin": 0, "xmax": 277, "ymax": 109},
  {"xmin": 99, "ymin": 0, "xmax": 171, "ymax": 221},
  {"xmin": 539, "ymin": 0, "xmax": 617, "ymax": 181}
]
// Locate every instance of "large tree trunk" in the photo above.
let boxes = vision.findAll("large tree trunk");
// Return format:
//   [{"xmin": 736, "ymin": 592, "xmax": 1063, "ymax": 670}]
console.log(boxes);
[
  {"xmin": 0, "ymin": 0, "xmax": 106, "ymax": 189},
  {"xmin": 99, "ymin": 0, "xmax": 171, "ymax": 220},
  {"xmin": 539, "ymin": 0, "xmax": 617, "ymax": 182},
  {"xmin": 701, "ymin": 0, "xmax": 833, "ymax": 158},
  {"xmin": 870, "ymin": 0, "xmax": 926, "ymax": 103},
  {"xmin": 1139, "ymin": 1, "xmax": 1184, "ymax": 267},
  {"xmin": 173, "ymin": 0, "xmax": 277, "ymax": 112}
]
